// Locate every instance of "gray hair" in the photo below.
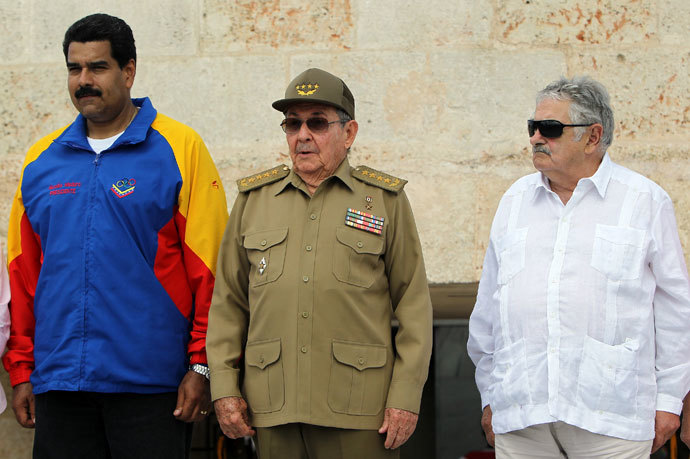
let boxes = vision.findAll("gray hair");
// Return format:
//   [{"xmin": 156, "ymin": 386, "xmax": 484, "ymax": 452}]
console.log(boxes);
[
  {"xmin": 536, "ymin": 76, "xmax": 614, "ymax": 151},
  {"xmin": 336, "ymin": 108, "xmax": 353, "ymax": 153},
  {"xmin": 335, "ymin": 108, "xmax": 352, "ymax": 124}
]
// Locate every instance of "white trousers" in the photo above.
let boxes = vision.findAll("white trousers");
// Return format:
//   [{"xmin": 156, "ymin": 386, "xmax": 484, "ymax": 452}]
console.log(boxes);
[{"xmin": 494, "ymin": 421, "xmax": 653, "ymax": 459}]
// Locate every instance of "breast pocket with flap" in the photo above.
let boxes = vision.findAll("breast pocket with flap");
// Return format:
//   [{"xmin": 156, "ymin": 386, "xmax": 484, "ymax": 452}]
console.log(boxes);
[
  {"xmin": 243, "ymin": 227, "xmax": 288, "ymax": 287},
  {"xmin": 590, "ymin": 225, "xmax": 646, "ymax": 281},
  {"xmin": 332, "ymin": 227, "xmax": 385, "ymax": 288}
]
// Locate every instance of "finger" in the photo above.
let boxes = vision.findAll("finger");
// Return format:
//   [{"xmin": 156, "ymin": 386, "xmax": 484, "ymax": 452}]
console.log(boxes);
[
  {"xmin": 650, "ymin": 436, "xmax": 663, "ymax": 454},
  {"xmin": 399, "ymin": 420, "xmax": 416, "ymax": 448},
  {"xmin": 378, "ymin": 410, "xmax": 390, "ymax": 434},
  {"xmin": 385, "ymin": 424, "xmax": 401, "ymax": 449},
  {"xmin": 180, "ymin": 388, "xmax": 202, "ymax": 422},
  {"xmin": 173, "ymin": 384, "xmax": 186, "ymax": 417},
  {"xmin": 13, "ymin": 397, "xmax": 33, "ymax": 428},
  {"xmin": 29, "ymin": 393, "xmax": 36, "ymax": 426},
  {"xmin": 384, "ymin": 417, "xmax": 400, "ymax": 449},
  {"xmin": 229, "ymin": 411, "xmax": 249, "ymax": 434},
  {"xmin": 394, "ymin": 417, "xmax": 416, "ymax": 449}
]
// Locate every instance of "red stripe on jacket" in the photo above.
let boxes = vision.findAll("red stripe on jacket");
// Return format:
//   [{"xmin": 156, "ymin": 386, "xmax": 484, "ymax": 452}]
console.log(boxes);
[
  {"xmin": 2, "ymin": 213, "xmax": 43, "ymax": 386},
  {"xmin": 153, "ymin": 208, "xmax": 214, "ymax": 365}
]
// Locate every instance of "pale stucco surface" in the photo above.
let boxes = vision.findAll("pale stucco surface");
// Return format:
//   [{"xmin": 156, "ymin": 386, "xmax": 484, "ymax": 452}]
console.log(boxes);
[{"xmin": 1, "ymin": 0, "xmax": 688, "ymax": 455}]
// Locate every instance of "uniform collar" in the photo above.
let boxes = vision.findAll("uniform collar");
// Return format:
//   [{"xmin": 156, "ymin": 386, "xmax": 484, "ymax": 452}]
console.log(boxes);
[
  {"xmin": 534, "ymin": 152, "xmax": 612, "ymax": 200},
  {"xmin": 275, "ymin": 156, "xmax": 355, "ymax": 195},
  {"xmin": 54, "ymin": 97, "xmax": 157, "ymax": 152}
]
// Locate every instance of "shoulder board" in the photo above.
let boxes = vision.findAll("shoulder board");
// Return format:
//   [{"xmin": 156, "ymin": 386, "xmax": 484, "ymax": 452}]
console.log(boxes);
[
  {"xmin": 237, "ymin": 164, "xmax": 290, "ymax": 192},
  {"xmin": 352, "ymin": 165, "xmax": 407, "ymax": 193}
]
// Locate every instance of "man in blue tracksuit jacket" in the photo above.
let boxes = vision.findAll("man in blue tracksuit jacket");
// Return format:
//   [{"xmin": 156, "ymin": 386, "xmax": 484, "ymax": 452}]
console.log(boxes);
[{"xmin": 2, "ymin": 14, "xmax": 228, "ymax": 458}]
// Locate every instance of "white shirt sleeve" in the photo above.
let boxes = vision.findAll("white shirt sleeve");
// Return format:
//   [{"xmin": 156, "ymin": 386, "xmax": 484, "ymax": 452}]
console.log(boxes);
[
  {"xmin": 468, "ymin": 237, "xmax": 499, "ymax": 409},
  {"xmin": 649, "ymin": 198, "xmax": 690, "ymax": 414}
]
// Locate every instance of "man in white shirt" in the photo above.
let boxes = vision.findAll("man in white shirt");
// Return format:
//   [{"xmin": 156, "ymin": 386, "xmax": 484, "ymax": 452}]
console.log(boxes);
[{"xmin": 468, "ymin": 76, "xmax": 690, "ymax": 458}]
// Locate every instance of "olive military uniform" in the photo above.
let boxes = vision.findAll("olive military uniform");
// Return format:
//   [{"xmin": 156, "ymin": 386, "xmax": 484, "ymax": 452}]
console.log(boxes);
[{"xmin": 207, "ymin": 157, "xmax": 433, "ymax": 430}]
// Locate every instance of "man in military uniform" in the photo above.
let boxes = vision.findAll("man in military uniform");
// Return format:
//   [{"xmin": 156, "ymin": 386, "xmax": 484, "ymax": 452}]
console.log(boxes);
[{"xmin": 207, "ymin": 68, "xmax": 433, "ymax": 458}]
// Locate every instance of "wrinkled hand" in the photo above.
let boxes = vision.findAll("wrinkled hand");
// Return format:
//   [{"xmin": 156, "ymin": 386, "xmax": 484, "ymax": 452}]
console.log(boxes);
[
  {"xmin": 651, "ymin": 410, "xmax": 679, "ymax": 453},
  {"xmin": 378, "ymin": 408, "xmax": 418, "ymax": 449},
  {"xmin": 215, "ymin": 396, "xmax": 255, "ymax": 439},
  {"xmin": 12, "ymin": 382, "xmax": 35, "ymax": 428},
  {"xmin": 481, "ymin": 405, "xmax": 494, "ymax": 447},
  {"xmin": 173, "ymin": 370, "xmax": 211, "ymax": 422}
]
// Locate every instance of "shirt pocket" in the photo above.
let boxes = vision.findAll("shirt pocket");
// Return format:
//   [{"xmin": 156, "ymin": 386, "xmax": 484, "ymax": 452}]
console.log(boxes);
[
  {"xmin": 590, "ymin": 225, "xmax": 646, "ymax": 281},
  {"xmin": 243, "ymin": 338, "xmax": 285, "ymax": 414},
  {"xmin": 243, "ymin": 227, "xmax": 288, "ymax": 287},
  {"xmin": 576, "ymin": 335, "xmax": 639, "ymax": 417},
  {"xmin": 490, "ymin": 338, "xmax": 532, "ymax": 411},
  {"xmin": 327, "ymin": 340, "xmax": 388, "ymax": 416},
  {"xmin": 332, "ymin": 227, "xmax": 385, "ymax": 288},
  {"xmin": 496, "ymin": 227, "xmax": 528, "ymax": 285}
]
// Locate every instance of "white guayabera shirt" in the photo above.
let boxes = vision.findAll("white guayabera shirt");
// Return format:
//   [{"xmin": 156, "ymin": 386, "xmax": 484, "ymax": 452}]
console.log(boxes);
[{"xmin": 468, "ymin": 153, "xmax": 690, "ymax": 441}]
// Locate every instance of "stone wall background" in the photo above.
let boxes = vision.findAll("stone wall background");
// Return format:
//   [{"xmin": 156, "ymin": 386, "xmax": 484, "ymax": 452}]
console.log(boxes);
[{"xmin": 0, "ymin": 0, "xmax": 688, "ymax": 455}]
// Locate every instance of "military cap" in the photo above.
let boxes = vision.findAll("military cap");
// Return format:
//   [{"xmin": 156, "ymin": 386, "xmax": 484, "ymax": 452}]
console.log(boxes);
[{"xmin": 272, "ymin": 68, "xmax": 355, "ymax": 120}]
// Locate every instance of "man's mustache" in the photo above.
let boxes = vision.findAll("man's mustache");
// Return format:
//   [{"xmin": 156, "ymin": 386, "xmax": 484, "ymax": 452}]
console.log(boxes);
[
  {"xmin": 533, "ymin": 145, "xmax": 551, "ymax": 156},
  {"xmin": 75, "ymin": 86, "xmax": 102, "ymax": 99}
]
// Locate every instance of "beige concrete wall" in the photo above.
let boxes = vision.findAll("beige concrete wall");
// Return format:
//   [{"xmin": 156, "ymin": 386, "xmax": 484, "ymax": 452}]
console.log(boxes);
[{"xmin": 0, "ymin": 0, "xmax": 688, "ymax": 455}]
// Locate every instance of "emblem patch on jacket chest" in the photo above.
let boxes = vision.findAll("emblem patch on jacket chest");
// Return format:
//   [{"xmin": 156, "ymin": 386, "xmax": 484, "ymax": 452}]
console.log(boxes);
[{"xmin": 111, "ymin": 178, "xmax": 136, "ymax": 198}]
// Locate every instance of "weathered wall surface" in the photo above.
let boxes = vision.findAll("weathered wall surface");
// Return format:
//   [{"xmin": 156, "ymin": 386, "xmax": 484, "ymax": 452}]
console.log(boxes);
[{"xmin": 0, "ymin": 0, "xmax": 688, "ymax": 455}]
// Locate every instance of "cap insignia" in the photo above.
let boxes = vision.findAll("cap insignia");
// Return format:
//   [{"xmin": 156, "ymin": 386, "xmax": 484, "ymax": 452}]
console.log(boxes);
[{"xmin": 296, "ymin": 83, "xmax": 319, "ymax": 96}]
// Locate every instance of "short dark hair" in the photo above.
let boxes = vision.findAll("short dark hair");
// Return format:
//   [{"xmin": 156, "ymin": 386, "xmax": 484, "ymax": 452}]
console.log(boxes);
[{"xmin": 63, "ymin": 13, "xmax": 136, "ymax": 68}]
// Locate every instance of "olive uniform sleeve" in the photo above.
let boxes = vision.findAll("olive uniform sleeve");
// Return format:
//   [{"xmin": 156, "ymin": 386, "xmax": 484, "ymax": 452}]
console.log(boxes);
[
  {"xmin": 207, "ymin": 192, "xmax": 251, "ymax": 400},
  {"xmin": 383, "ymin": 190, "xmax": 433, "ymax": 414}
]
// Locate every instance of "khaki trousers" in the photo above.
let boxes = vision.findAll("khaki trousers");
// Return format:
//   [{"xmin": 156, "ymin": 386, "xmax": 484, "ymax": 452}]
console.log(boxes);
[
  {"xmin": 255, "ymin": 423, "xmax": 400, "ymax": 459},
  {"xmin": 495, "ymin": 421, "xmax": 653, "ymax": 459}
]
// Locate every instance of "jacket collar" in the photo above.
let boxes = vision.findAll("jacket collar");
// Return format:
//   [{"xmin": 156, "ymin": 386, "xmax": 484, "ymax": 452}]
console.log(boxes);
[
  {"xmin": 275, "ymin": 156, "xmax": 355, "ymax": 195},
  {"xmin": 54, "ymin": 97, "xmax": 157, "ymax": 152}
]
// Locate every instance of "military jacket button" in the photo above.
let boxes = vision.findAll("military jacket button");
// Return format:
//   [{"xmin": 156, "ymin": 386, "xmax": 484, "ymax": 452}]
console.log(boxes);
[{"xmin": 301, "ymin": 346, "xmax": 307, "ymax": 353}]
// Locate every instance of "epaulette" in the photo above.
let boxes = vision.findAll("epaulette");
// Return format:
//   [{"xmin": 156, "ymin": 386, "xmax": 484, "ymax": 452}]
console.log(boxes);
[
  {"xmin": 352, "ymin": 165, "xmax": 407, "ymax": 193},
  {"xmin": 237, "ymin": 164, "xmax": 290, "ymax": 192}
]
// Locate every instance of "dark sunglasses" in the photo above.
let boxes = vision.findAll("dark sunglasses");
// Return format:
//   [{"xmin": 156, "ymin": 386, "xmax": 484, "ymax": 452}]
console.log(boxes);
[
  {"xmin": 528, "ymin": 119, "xmax": 594, "ymax": 138},
  {"xmin": 280, "ymin": 117, "xmax": 344, "ymax": 134}
]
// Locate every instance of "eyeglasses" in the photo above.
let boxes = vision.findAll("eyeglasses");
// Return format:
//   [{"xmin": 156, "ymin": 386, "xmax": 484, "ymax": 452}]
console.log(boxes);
[
  {"xmin": 528, "ymin": 119, "xmax": 594, "ymax": 138},
  {"xmin": 280, "ymin": 117, "xmax": 344, "ymax": 134}
]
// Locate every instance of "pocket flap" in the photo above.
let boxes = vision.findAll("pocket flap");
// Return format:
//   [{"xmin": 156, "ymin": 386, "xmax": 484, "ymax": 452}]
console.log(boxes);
[
  {"xmin": 244, "ymin": 228, "xmax": 288, "ymax": 251},
  {"xmin": 496, "ymin": 227, "xmax": 529, "ymax": 254},
  {"xmin": 335, "ymin": 227, "xmax": 384, "ymax": 255},
  {"xmin": 246, "ymin": 339, "xmax": 281, "ymax": 370},
  {"xmin": 332, "ymin": 340, "xmax": 387, "ymax": 371},
  {"xmin": 594, "ymin": 225, "xmax": 645, "ymax": 247},
  {"xmin": 583, "ymin": 335, "xmax": 638, "ymax": 370}
]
